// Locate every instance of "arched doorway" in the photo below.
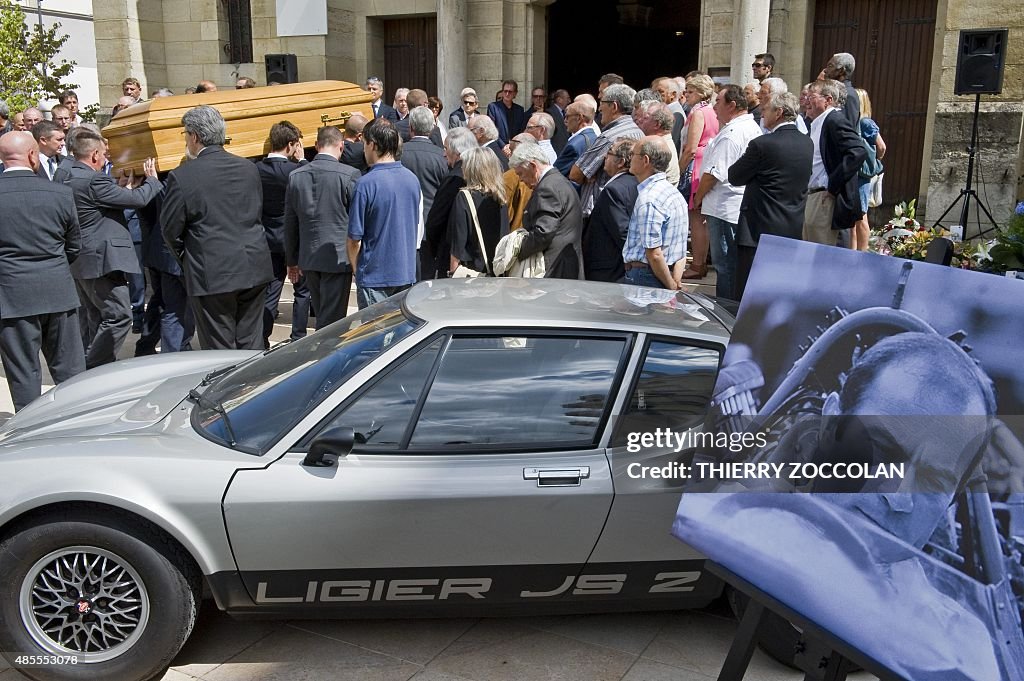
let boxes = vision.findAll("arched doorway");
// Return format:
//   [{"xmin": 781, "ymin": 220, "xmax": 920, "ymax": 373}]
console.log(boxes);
[{"xmin": 546, "ymin": 0, "xmax": 701, "ymax": 96}]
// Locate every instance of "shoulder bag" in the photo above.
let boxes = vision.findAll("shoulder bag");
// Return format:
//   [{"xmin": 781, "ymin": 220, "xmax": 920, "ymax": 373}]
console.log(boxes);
[{"xmin": 451, "ymin": 189, "xmax": 493, "ymax": 278}]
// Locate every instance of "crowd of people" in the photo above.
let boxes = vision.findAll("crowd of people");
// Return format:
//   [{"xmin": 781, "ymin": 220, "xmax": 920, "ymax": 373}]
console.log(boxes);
[{"xmin": 0, "ymin": 52, "xmax": 886, "ymax": 411}]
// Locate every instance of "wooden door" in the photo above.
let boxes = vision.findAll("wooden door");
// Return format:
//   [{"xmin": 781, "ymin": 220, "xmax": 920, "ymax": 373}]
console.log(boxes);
[
  {"xmin": 810, "ymin": 1, "xmax": 937, "ymax": 210},
  {"xmin": 384, "ymin": 17, "xmax": 437, "ymax": 98}
]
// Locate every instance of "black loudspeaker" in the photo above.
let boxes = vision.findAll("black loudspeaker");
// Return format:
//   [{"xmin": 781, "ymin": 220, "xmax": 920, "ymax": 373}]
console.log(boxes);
[
  {"xmin": 954, "ymin": 29, "xmax": 1007, "ymax": 95},
  {"xmin": 265, "ymin": 53, "xmax": 298, "ymax": 84}
]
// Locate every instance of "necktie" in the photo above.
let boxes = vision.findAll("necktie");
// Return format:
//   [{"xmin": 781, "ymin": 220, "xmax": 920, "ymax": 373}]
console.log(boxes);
[
  {"xmin": 48, "ymin": 157, "xmax": 56, "ymax": 180},
  {"xmin": 373, "ymin": 103, "xmax": 379, "ymax": 117}
]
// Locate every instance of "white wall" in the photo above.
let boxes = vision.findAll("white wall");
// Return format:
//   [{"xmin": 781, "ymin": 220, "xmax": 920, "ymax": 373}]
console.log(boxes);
[{"xmin": 15, "ymin": 0, "xmax": 99, "ymax": 108}]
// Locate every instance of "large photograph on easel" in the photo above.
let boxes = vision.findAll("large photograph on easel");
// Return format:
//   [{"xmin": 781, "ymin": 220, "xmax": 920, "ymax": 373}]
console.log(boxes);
[{"xmin": 673, "ymin": 236, "xmax": 1024, "ymax": 679}]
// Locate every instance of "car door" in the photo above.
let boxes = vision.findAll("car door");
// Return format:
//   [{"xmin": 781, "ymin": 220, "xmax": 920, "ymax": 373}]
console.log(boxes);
[
  {"xmin": 583, "ymin": 335, "xmax": 727, "ymax": 607},
  {"xmin": 222, "ymin": 330, "xmax": 631, "ymax": 612}
]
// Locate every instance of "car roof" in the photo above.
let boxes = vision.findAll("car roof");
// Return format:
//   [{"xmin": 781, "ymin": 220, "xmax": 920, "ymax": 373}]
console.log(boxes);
[{"xmin": 403, "ymin": 279, "xmax": 732, "ymax": 341}]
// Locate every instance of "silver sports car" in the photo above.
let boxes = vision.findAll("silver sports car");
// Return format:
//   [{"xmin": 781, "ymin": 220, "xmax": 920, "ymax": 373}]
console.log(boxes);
[{"xmin": 0, "ymin": 279, "xmax": 733, "ymax": 681}]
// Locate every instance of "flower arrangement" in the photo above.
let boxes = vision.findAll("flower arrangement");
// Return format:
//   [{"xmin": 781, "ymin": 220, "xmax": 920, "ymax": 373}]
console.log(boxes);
[{"xmin": 864, "ymin": 197, "xmax": 999, "ymax": 270}]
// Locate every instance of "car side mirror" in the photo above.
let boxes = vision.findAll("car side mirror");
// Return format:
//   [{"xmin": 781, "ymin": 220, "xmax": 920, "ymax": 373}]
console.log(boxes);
[{"xmin": 303, "ymin": 425, "xmax": 355, "ymax": 467}]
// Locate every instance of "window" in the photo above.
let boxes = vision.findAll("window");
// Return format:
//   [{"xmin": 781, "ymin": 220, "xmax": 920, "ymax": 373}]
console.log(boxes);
[
  {"xmin": 612, "ymin": 340, "xmax": 721, "ymax": 447},
  {"xmin": 409, "ymin": 335, "xmax": 627, "ymax": 450},
  {"xmin": 223, "ymin": 0, "xmax": 253, "ymax": 64},
  {"xmin": 321, "ymin": 339, "xmax": 442, "ymax": 450},
  {"xmin": 195, "ymin": 294, "xmax": 420, "ymax": 452}
]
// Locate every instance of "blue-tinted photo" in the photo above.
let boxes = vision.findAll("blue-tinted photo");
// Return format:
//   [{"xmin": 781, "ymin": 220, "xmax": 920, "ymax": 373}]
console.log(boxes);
[{"xmin": 674, "ymin": 237, "xmax": 1024, "ymax": 679}]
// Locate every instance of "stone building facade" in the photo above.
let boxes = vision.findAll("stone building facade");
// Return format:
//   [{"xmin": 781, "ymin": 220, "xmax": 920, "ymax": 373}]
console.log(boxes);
[{"xmin": 93, "ymin": 0, "xmax": 1022, "ymax": 231}]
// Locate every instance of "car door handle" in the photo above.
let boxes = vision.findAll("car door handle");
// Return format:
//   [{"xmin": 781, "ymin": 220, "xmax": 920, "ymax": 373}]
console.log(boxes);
[{"xmin": 523, "ymin": 467, "xmax": 590, "ymax": 487}]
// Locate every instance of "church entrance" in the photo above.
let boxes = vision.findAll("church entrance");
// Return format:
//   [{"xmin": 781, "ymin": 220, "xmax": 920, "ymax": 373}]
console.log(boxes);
[{"xmin": 546, "ymin": 0, "xmax": 701, "ymax": 97}]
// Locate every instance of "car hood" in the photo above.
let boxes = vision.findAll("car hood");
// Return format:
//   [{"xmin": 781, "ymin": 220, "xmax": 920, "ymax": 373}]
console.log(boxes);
[{"xmin": 0, "ymin": 350, "xmax": 259, "ymax": 444}]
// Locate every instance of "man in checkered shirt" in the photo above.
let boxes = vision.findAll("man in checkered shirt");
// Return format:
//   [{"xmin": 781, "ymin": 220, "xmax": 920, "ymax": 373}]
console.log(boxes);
[{"xmin": 620, "ymin": 136, "xmax": 689, "ymax": 290}]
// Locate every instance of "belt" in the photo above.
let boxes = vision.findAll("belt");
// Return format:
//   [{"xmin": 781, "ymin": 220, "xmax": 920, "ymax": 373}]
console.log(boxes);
[
  {"xmin": 624, "ymin": 261, "xmax": 648, "ymax": 271},
  {"xmin": 808, "ymin": 186, "xmax": 828, "ymax": 194}
]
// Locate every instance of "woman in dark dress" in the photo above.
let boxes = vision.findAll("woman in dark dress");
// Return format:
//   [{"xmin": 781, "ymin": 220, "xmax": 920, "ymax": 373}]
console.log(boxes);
[{"xmin": 448, "ymin": 146, "xmax": 509, "ymax": 275}]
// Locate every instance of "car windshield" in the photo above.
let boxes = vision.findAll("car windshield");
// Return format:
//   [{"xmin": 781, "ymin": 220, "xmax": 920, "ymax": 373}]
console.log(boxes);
[{"xmin": 194, "ymin": 294, "xmax": 420, "ymax": 452}]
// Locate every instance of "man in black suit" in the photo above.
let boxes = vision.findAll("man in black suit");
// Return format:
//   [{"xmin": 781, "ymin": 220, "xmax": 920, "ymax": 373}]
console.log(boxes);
[
  {"xmin": 728, "ymin": 92, "xmax": 814, "ymax": 298},
  {"xmin": 423, "ymin": 127, "xmax": 475, "ymax": 280},
  {"xmin": 0, "ymin": 131, "xmax": 85, "ymax": 410},
  {"xmin": 32, "ymin": 120, "xmax": 65, "ymax": 181},
  {"xmin": 486, "ymin": 79, "xmax": 527, "ymax": 146},
  {"xmin": 546, "ymin": 89, "xmax": 571, "ymax": 154},
  {"xmin": 257, "ymin": 121, "xmax": 309, "ymax": 348},
  {"xmin": 161, "ymin": 105, "xmax": 274, "ymax": 350},
  {"xmin": 510, "ymin": 143, "xmax": 584, "ymax": 279},
  {"xmin": 802, "ymin": 79, "xmax": 866, "ymax": 247},
  {"xmin": 468, "ymin": 115, "xmax": 508, "ymax": 172},
  {"xmin": 285, "ymin": 126, "xmax": 361, "ymax": 328},
  {"xmin": 401, "ymin": 107, "xmax": 449, "ymax": 279},
  {"xmin": 365, "ymin": 77, "xmax": 398, "ymax": 122},
  {"xmin": 340, "ymin": 114, "xmax": 369, "ymax": 174},
  {"xmin": 66, "ymin": 129, "xmax": 161, "ymax": 367},
  {"xmin": 584, "ymin": 139, "xmax": 638, "ymax": 282}
]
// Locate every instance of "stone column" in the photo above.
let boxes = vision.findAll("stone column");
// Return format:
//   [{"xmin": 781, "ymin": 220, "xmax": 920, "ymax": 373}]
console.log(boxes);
[
  {"xmin": 730, "ymin": 0, "xmax": 771, "ymax": 84},
  {"xmin": 437, "ymin": 0, "xmax": 468, "ymax": 127}
]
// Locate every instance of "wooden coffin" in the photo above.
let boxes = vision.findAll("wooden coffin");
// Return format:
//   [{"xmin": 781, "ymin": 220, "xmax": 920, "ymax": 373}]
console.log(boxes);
[{"xmin": 103, "ymin": 80, "xmax": 374, "ymax": 175}]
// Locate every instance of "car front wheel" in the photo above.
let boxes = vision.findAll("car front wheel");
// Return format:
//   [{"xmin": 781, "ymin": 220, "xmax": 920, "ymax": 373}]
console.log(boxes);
[{"xmin": 0, "ymin": 515, "xmax": 199, "ymax": 681}]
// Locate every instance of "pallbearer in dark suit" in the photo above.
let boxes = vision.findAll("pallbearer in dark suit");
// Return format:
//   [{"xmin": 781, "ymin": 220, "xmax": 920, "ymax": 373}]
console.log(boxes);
[
  {"xmin": 340, "ymin": 114, "xmax": 369, "ymax": 174},
  {"xmin": 161, "ymin": 105, "xmax": 274, "ymax": 350},
  {"xmin": 0, "ymin": 132, "xmax": 85, "ymax": 410},
  {"xmin": 510, "ymin": 143, "xmax": 584, "ymax": 279},
  {"xmin": 728, "ymin": 91, "xmax": 814, "ymax": 299},
  {"xmin": 66, "ymin": 129, "xmax": 162, "ymax": 368},
  {"xmin": 284, "ymin": 126, "xmax": 362, "ymax": 328},
  {"xmin": 256, "ymin": 121, "xmax": 308, "ymax": 348}
]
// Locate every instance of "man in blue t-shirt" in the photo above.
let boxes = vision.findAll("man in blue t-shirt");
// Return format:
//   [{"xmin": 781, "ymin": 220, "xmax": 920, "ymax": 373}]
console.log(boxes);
[{"xmin": 347, "ymin": 117, "xmax": 421, "ymax": 308}]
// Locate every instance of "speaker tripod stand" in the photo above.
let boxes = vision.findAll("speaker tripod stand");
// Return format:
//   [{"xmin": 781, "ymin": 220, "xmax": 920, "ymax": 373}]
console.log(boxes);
[{"xmin": 933, "ymin": 93, "xmax": 1000, "ymax": 238}]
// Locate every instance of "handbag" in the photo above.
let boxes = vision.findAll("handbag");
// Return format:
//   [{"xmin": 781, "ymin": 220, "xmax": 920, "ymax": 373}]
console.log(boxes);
[
  {"xmin": 868, "ymin": 172, "xmax": 884, "ymax": 208},
  {"xmin": 679, "ymin": 158, "xmax": 694, "ymax": 203},
  {"xmin": 450, "ymin": 189, "xmax": 492, "ymax": 278}
]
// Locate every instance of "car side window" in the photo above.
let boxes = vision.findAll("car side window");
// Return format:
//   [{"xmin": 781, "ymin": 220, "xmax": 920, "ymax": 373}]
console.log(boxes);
[
  {"xmin": 611, "ymin": 340, "xmax": 722, "ymax": 447},
  {"xmin": 322, "ymin": 339, "xmax": 443, "ymax": 450},
  {"xmin": 409, "ymin": 335, "xmax": 626, "ymax": 450}
]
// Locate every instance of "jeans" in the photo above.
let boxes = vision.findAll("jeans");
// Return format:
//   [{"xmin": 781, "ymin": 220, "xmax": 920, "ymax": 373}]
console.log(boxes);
[
  {"xmin": 704, "ymin": 214, "xmax": 737, "ymax": 302},
  {"xmin": 622, "ymin": 267, "xmax": 666, "ymax": 289},
  {"xmin": 357, "ymin": 285, "xmax": 411, "ymax": 309}
]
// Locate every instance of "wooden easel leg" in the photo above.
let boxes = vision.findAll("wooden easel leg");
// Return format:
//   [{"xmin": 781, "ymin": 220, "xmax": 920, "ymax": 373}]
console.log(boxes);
[{"xmin": 717, "ymin": 600, "xmax": 766, "ymax": 681}]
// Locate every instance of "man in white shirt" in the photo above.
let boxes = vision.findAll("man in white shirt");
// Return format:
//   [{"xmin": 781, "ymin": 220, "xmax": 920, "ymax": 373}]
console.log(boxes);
[
  {"xmin": 759, "ymin": 78, "xmax": 808, "ymax": 134},
  {"xmin": 693, "ymin": 85, "xmax": 762, "ymax": 302}
]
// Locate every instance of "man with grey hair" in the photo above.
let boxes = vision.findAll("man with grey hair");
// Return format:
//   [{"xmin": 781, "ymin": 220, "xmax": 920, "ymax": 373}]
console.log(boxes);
[
  {"xmin": 161, "ymin": 105, "xmax": 273, "ymax": 349},
  {"xmin": 653, "ymin": 77, "xmax": 685, "ymax": 150},
  {"xmin": 554, "ymin": 101, "xmax": 597, "ymax": 178},
  {"xmin": 402, "ymin": 105, "xmax": 448, "ymax": 277},
  {"xmin": 822, "ymin": 52, "xmax": 860, "ymax": 124},
  {"xmin": 623, "ymin": 136, "xmax": 688, "ymax": 290},
  {"xmin": 398, "ymin": 90, "xmax": 442, "ymax": 146},
  {"xmin": 0, "ymin": 99, "xmax": 10, "ymax": 136},
  {"xmin": 424, "ymin": 126, "xmax": 476, "ymax": 278},
  {"xmin": 525, "ymin": 111, "xmax": 557, "ymax": 164},
  {"xmin": 365, "ymin": 76, "xmax": 398, "ymax": 122},
  {"xmin": 759, "ymin": 77, "xmax": 807, "ymax": 134},
  {"xmin": 635, "ymin": 101, "xmax": 680, "ymax": 186},
  {"xmin": 694, "ymin": 84, "xmax": 762, "ymax": 301},
  {"xmin": 801, "ymin": 78, "xmax": 866, "ymax": 248},
  {"xmin": 510, "ymin": 142, "xmax": 584, "ymax": 279},
  {"xmin": 570, "ymin": 83, "xmax": 642, "ymax": 219},
  {"xmin": 728, "ymin": 91, "xmax": 813, "ymax": 300},
  {"xmin": 469, "ymin": 114, "xmax": 508, "ymax": 171},
  {"xmin": 504, "ymin": 133, "xmax": 538, "ymax": 231}
]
